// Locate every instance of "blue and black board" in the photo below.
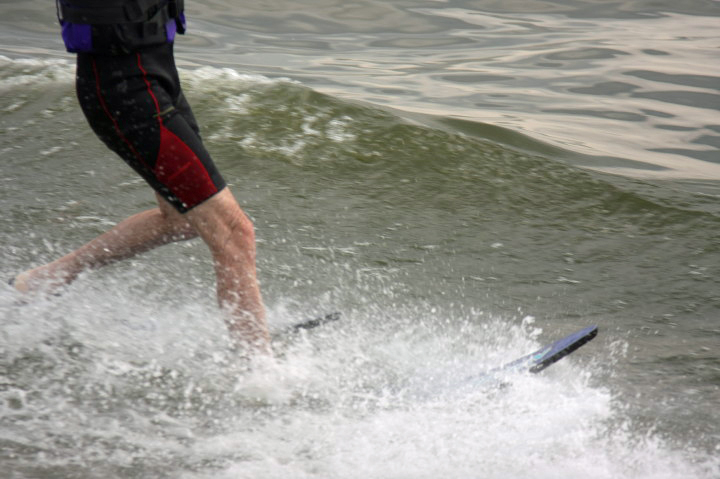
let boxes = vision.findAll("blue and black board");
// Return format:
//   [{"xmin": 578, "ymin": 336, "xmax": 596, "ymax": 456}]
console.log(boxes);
[
  {"xmin": 442, "ymin": 325, "xmax": 599, "ymax": 393},
  {"xmin": 278, "ymin": 315, "xmax": 597, "ymax": 390},
  {"xmin": 466, "ymin": 325, "xmax": 598, "ymax": 387},
  {"xmin": 494, "ymin": 325, "xmax": 598, "ymax": 374},
  {"xmin": 282, "ymin": 316, "xmax": 597, "ymax": 372}
]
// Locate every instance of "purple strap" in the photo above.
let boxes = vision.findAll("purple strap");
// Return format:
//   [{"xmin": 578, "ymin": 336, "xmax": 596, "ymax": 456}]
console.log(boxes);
[
  {"xmin": 166, "ymin": 13, "xmax": 187, "ymax": 43},
  {"xmin": 61, "ymin": 21, "xmax": 92, "ymax": 53}
]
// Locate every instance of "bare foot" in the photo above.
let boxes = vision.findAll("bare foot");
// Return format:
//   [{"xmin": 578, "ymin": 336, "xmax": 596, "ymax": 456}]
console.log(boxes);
[{"xmin": 10, "ymin": 267, "xmax": 73, "ymax": 296}]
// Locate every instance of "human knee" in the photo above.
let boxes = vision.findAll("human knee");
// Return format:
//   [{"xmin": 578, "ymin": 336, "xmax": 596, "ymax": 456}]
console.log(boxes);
[
  {"xmin": 227, "ymin": 207, "xmax": 256, "ymax": 249},
  {"xmin": 186, "ymin": 188, "xmax": 257, "ymax": 255}
]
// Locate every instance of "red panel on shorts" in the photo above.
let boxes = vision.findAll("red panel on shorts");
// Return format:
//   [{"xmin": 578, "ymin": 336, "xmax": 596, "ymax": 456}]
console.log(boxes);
[{"xmin": 153, "ymin": 125, "xmax": 218, "ymax": 209}]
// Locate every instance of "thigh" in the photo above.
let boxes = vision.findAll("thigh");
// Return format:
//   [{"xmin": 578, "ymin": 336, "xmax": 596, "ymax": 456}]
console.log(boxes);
[{"xmin": 76, "ymin": 44, "xmax": 226, "ymax": 213}]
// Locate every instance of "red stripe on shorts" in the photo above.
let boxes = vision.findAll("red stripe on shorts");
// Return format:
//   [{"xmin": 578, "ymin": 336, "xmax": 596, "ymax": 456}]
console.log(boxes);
[{"xmin": 136, "ymin": 52, "xmax": 218, "ymax": 209}]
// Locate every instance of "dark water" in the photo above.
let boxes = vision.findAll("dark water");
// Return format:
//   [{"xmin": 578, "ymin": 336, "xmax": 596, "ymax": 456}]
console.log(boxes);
[{"xmin": 1, "ymin": 1, "xmax": 719, "ymax": 478}]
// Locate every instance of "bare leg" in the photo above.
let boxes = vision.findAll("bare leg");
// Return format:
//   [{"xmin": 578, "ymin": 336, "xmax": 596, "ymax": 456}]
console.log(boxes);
[
  {"xmin": 183, "ymin": 188, "xmax": 270, "ymax": 355},
  {"xmin": 12, "ymin": 193, "xmax": 197, "ymax": 294},
  {"xmin": 12, "ymin": 188, "xmax": 270, "ymax": 354}
]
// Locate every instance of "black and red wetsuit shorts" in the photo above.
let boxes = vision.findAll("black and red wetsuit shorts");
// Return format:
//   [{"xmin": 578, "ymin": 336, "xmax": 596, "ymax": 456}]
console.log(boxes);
[{"xmin": 76, "ymin": 42, "xmax": 226, "ymax": 213}]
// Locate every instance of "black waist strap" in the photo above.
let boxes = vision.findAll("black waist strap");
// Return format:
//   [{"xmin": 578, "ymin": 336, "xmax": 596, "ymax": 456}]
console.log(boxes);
[{"xmin": 57, "ymin": 0, "xmax": 183, "ymax": 25}]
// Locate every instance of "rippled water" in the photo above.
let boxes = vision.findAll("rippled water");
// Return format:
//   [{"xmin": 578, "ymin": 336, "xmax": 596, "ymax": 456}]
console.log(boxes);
[
  {"xmin": 169, "ymin": 0, "xmax": 720, "ymax": 182},
  {"xmin": 1, "ymin": 1, "xmax": 719, "ymax": 478}
]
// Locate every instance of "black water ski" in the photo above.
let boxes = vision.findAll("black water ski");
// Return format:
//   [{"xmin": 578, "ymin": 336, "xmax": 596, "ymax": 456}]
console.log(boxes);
[
  {"xmin": 289, "ymin": 312, "xmax": 341, "ymax": 332},
  {"xmin": 453, "ymin": 325, "xmax": 599, "ymax": 390},
  {"xmin": 274, "ymin": 312, "xmax": 341, "ymax": 339},
  {"xmin": 498, "ymin": 325, "xmax": 598, "ymax": 375}
]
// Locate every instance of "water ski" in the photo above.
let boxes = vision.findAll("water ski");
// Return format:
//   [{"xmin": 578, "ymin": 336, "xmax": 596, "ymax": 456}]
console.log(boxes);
[{"xmin": 452, "ymin": 325, "xmax": 599, "ymax": 391}]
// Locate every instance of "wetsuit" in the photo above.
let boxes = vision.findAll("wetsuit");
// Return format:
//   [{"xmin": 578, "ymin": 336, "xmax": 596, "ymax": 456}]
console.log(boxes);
[{"xmin": 58, "ymin": 0, "xmax": 226, "ymax": 213}]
